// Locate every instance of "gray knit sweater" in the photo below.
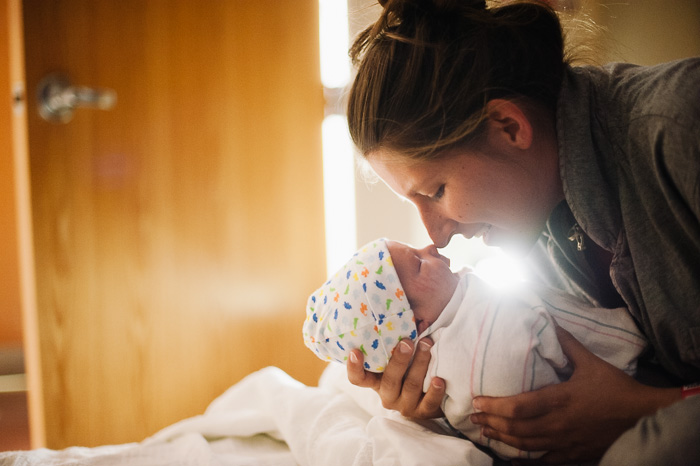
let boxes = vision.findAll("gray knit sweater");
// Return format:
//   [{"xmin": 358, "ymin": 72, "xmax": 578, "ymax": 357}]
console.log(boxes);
[{"xmin": 529, "ymin": 58, "xmax": 700, "ymax": 382}]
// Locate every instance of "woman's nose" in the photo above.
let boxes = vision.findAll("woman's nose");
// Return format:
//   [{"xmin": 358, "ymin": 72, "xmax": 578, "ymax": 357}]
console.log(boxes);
[
  {"xmin": 419, "ymin": 244, "xmax": 440, "ymax": 257},
  {"xmin": 417, "ymin": 244, "xmax": 437, "ymax": 256},
  {"xmin": 419, "ymin": 209, "xmax": 455, "ymax": 248},
  {"xmin": 418, "ymin": 244, "xmax": 450, "ymax": 266}
]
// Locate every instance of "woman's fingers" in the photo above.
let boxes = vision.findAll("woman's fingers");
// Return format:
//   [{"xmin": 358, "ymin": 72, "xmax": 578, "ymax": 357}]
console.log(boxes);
[
  {"xmin": 346, "ymin": 337, "xmax": 444, "ymax": 419},
  {"xmin": 473, "ymin": 384, "xmax": 565, "ymax": 421},
  {"xmin": 347, "ymin": 348, "xmax": 381, "ymax": 391},
  {"xmin": 555, "ymin": 325, "xmax": 594, "ymax": 368},
  {"xmin": 396, "ymin": 338, "xmax": 443, "ymax": 417},
  {"xmin": 470, "ymin": 327, "xmax": 654, "ymax": 464},
  {"xmin": 391, "ymin": 339, "xmax": 431, "ymax": 409},
  {"xmin": 416, "ymin": 376, "xmax": 446, "ymax": 418},
  {"xmin": 469, "ymin": 328, "xmax": 598, "ymax": 429},
  {"xmin": 480, "ymin": 426, "xmax": 552, "ymax": 452},
  {"xmin": 377, "ymin": 339, "xmax": 416, "ymax": 407}
]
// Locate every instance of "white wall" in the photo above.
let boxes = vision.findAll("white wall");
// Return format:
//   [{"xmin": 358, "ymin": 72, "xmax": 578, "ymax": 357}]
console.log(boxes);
[{"xmin": 594, "ymin": 0, "xmax": 700, "ymax": 65}]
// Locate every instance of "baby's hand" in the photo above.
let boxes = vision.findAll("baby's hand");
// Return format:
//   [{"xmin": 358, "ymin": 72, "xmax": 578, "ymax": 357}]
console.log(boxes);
[{"xmin": 347, "ymin": 337, "xmax": 445, "ymax": 419}]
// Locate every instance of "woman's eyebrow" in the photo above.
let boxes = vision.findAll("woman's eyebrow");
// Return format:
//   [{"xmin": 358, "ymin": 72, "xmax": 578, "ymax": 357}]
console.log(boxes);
[{"xmin": 404, "ymin": 176, "xmax": 430, "ymax": 198}]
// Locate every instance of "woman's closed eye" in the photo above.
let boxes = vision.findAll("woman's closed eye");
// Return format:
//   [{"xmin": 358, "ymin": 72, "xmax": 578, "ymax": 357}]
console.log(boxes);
[{"xmin": 432, "ymin": 184, "xmax": 445, "ymax": 200}]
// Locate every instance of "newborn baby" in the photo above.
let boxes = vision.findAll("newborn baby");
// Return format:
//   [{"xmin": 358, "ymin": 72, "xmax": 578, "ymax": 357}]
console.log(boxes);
[{"xmin": 303, "ymin": 238, "xmax": 646, "ymax": 460}]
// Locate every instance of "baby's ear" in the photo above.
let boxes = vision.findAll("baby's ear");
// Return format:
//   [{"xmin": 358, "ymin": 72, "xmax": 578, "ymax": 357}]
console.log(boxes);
[{"xmin": 485, "ymin": 99, "xmax": 533, "ymax": 150}]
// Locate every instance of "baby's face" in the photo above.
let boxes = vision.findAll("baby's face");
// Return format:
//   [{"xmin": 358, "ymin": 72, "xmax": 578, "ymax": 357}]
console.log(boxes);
[{"xmin": 386, "ymin": 241, "xmax": 459, "ymax": 334}]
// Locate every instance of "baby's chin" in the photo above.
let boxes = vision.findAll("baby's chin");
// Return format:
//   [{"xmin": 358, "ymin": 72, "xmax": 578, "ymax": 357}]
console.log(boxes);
[
  {"xmin": 448, "ymin": 271, "xmax": 460, "ymax": 291},
  {"xmin": 416, "ymin": 320, "xmax": 431, "ymax": 335}
]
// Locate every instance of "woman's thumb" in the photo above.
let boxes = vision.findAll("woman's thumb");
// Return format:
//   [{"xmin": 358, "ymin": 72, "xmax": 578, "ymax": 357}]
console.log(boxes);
[{"xmin": 556, "ymin": 325, "xmax": 593, "ymax": 368}]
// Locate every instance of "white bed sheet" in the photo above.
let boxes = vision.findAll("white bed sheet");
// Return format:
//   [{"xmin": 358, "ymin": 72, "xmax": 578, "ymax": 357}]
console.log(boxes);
[{"xmin": 0, "ymin": 364, "xmax": 492, "ymax": 466}]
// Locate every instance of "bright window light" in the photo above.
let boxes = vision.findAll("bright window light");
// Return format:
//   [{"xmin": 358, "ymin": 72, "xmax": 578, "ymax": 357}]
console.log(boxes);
[
  {"xmin": 320, "ymin": 0, "xmax": 355, "ymax": 275},
  {"xmin": 322, "ymin": 115, "xmax": 357, "ymax": 275},
  {"xmin": 319, "ymin": 0, "xmax": 350, "ymax": 88}
]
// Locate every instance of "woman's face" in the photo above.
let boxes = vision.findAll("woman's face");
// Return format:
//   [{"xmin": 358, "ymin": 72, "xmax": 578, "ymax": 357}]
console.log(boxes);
[
  {"xmin": 386, "ymin": 240, "xmax": 458, "ymax": 334},
  {"xmin": 369, "ymin": 137, "xmax": 562, "ymax": 254}
]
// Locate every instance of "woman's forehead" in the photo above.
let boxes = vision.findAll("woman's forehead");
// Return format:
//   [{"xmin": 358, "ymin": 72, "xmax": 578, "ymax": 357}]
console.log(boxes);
[
  {"xmin": 370, "ymin": 146, "xmax": 467, "ymax": 171},
  {"xmin": 368, "ymin": 147, "xmax": 436, "ymax": 167}
]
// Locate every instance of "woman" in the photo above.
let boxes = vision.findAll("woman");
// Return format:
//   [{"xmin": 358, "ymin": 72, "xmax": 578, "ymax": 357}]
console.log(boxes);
[{"xmin": 343, "ymin": 0, "xmax": 700, "ymax": 464}]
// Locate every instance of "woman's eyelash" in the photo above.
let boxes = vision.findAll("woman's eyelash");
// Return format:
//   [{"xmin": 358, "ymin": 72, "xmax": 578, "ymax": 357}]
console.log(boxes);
[{"xmin": 433, "ymin": 184, "xmax": 445, "ymax": 199}]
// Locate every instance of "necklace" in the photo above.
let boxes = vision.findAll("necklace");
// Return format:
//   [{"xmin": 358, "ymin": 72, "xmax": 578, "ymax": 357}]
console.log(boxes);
[{"xmin": 567, "ymin": 223, "xmax": 586, "ymax": 251}]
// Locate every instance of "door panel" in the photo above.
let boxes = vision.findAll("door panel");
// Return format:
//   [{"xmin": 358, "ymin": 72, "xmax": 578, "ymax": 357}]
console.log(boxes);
[{"xmin": 22, "ymin": 0, "xmax": 327, "ymax": 448}]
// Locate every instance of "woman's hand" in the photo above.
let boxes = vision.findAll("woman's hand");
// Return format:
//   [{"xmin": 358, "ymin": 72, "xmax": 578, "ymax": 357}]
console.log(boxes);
[
  {"xmin": 469, "ymin": 326, "xmax": 681, "ymax": 464},
  {"xmin": 347, "ymin": 337, "xmax": 446, "ymax": 419}
]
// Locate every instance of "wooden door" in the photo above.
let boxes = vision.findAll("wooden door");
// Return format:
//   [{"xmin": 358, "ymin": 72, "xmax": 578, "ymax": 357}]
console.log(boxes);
[{"xmin": 19, "ymin": 0, "xmax": 328, "ymax": 448}]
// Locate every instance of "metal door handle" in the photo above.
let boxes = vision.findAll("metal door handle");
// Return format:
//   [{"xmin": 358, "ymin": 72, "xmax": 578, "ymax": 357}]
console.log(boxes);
[{"xmin": 38, "ymin": 73, "xmax": 117, "ymax": 123}]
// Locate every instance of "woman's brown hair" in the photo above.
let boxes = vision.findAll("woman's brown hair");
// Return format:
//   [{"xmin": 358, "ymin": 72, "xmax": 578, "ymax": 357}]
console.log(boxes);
[{"xmin": 347, "ymin": 0, "xmax": 566, "ymax": 160}]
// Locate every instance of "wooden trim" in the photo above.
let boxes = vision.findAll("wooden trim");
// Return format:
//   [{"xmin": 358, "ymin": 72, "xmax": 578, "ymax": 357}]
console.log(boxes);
[{"xmin": 3, "ymin": 0, "xmax": 45, "ymax": 448}]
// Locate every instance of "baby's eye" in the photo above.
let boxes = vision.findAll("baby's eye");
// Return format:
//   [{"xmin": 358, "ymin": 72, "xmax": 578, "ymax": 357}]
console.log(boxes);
[{"xmin": 432, "ymin": 184, "xmax": 445, "ymax": 200}]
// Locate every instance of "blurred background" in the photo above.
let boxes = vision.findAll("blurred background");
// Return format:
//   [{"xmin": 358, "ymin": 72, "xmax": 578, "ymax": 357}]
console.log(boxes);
[{"xmin": 1, "ymin": 0, "xmax": 699, "ymax": 452}]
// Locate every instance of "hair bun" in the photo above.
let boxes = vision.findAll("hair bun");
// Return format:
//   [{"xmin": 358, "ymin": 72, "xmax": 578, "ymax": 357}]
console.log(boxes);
[
  {"xmin": 376, "ymin": 0, "xmax": 491, "ymax": 31},
  {"xmin": 435, "ymin": 0, "xmax": 486, "ymax": 11},
  {"xmin": 378, "ymin": 0, "xmax": 487, "ymax": 13}
]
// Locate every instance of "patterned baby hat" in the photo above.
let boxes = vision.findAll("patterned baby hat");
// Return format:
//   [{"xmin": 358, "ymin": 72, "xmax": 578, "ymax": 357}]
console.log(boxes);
[{"xmin": 303, "ymin": 238, "xmax": 417, "ymax": 372}]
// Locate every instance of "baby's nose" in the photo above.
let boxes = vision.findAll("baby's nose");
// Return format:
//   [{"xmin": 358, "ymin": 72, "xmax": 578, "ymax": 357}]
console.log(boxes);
[{"xmin": 422, "ymin": 244, "xmax": 450, "ymax": 266}]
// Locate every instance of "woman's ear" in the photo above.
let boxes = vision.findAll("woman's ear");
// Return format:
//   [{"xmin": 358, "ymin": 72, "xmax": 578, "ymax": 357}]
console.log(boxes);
[{"xmin": 485, "ymin": 99, "xmax": 533, "ymax": 150}]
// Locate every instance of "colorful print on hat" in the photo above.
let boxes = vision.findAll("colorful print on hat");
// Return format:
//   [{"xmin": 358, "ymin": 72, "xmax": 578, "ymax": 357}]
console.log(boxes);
[{"xmin": 302, "ymin": 238, "xmax": 417, "ymax": 372}]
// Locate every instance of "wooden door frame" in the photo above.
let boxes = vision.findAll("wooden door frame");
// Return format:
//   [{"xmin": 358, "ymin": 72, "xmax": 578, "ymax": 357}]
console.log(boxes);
[{"xmin": 2, "ymin": 0, "xmax": 45, "ymax": 448}]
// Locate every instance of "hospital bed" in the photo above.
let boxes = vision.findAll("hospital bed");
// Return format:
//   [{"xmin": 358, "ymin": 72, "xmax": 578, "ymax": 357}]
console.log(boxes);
[{"xmin": 0, "ymin": 364, "xmax": 494, "ymax": 466}]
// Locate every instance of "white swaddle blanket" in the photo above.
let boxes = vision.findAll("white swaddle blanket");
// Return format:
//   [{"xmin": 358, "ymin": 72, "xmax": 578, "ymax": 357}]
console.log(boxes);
[
  {"xmin": 0, "ymin": 365, "xmax": 493, "ymax": 466},
  {"xmin": 422, "ymin": 270, "xmax": 647, "ymax": 460}
]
